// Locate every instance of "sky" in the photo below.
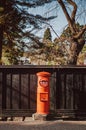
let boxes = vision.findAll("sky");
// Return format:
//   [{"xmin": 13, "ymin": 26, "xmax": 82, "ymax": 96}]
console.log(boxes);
[{"xmin": 26, "ymin": 0, "xmax": 86, "ymax": 40}]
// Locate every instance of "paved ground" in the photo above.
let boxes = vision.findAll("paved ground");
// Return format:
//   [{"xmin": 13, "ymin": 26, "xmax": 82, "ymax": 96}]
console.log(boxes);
[{"xmin": 0, "ymin": 119, "xmax": 86, "ymax": 130}]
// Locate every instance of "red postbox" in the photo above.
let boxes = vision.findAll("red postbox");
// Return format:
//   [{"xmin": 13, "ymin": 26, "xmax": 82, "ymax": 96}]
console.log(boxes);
[{"xmin": 36, "ymin": 71, "xmax": 51, "ymax": 115}]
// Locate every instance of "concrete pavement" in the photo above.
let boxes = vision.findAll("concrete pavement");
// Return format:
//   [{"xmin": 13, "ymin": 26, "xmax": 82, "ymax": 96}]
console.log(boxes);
[{"xmin": 0, "ymin": 119, "xmax": 86, "ymax": 130}]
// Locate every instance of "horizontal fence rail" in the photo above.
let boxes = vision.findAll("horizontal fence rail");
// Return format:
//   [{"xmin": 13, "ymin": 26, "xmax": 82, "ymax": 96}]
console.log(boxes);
[{"xmin": 0, "ymin": 65, "xmax": 86, "ymax": 119}]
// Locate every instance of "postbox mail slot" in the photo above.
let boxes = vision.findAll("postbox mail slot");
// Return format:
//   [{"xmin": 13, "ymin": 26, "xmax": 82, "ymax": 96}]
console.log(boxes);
[
  {"xmin": 39, "ymin": 80, "xmax": 48, "ymax": 87},
  {"xmin": 40, "ymin": 92, "xmax": 48, "ymax": 101}
]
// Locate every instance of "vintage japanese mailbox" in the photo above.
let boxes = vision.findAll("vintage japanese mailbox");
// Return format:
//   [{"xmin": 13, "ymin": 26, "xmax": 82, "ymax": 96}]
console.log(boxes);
[{"xmin": 36, "ymin": 71, "xmax": 51, "ymax": 114}]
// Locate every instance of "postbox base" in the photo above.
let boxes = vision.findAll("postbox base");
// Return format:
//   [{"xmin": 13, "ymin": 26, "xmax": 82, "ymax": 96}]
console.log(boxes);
[{"xmin": 32, "ymin": 113, "xmax": 49, "ymax": 121}]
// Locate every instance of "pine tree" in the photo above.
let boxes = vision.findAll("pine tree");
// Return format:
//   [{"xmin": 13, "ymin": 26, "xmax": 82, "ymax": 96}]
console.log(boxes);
[
  {"xmin": 0, "ymin": 0, "xmax": 55, "ymax": 64},
  {"xmin": 43, "ymin": 28, "xmax": 52, "ymax": 41}
]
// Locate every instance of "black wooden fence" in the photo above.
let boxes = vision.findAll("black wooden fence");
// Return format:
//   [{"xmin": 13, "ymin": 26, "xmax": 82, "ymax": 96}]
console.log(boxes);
[{"xmin": 0, "ymin": 65, "xmax": 86, "ymax": 119}]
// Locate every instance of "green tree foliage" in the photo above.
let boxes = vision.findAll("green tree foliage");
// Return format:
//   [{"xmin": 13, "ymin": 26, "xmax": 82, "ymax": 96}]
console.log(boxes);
[
  {"xmin": 27, "ymin": 28, "xmax": 68, "ymax": 65},
  {"xmin": 0, "ymin": 0, "xmax": 86, "ymax": 65},
  {"xmin": 43, "ymin": 28, "xmax": 52, "ymax": 41},
  {"xmin": 29, "ymin": 0, "xmax": 86, "ymax": 65},
  {"xmin": 0, "ymin": 0, "xmax": 56, "ymax": 64}
]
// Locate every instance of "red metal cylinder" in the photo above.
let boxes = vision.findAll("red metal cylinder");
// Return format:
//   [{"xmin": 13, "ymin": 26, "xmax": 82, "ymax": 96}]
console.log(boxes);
[{"xmin": 36, "ymin": 71, "xmax": 51, "ymax": 114}]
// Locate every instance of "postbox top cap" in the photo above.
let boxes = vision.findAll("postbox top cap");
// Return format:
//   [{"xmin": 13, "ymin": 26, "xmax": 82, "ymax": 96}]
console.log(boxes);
[{"xmin": 37, "ymin": 71, "xmax": 51, "ymax": 77}]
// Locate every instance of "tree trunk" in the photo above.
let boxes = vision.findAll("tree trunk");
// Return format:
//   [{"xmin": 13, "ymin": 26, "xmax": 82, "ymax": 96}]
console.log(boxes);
[
  {"xmin": 0, "ymin": 25, "xmax": 3, "ymax": 63},
  {"xmin": 58, "ymin": 0, "xmax": 86, "ymax": 65},
  {"xmin": 68, "ymin": 38, "xmax": 85, "ymax": 65},
  {"xmin": 0, "ymin": 0, "xmax": 6, "ymax": 64}
]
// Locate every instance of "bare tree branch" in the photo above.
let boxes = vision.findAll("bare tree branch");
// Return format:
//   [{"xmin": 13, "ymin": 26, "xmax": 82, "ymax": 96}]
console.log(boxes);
[
  {"xmin": 24, "ymin": 32, "xmax": 44, "ymax": 48},
  {"xmin": 57, "ymin": 0, "xmax": 75, "ymax": 33},
  {"xmin": 67, "ymin": 0, "xmax": 77, "ymax": 22},
  {"xmin": 73, "ymin": 25, "xmax": 86, "ymax": 39}
]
